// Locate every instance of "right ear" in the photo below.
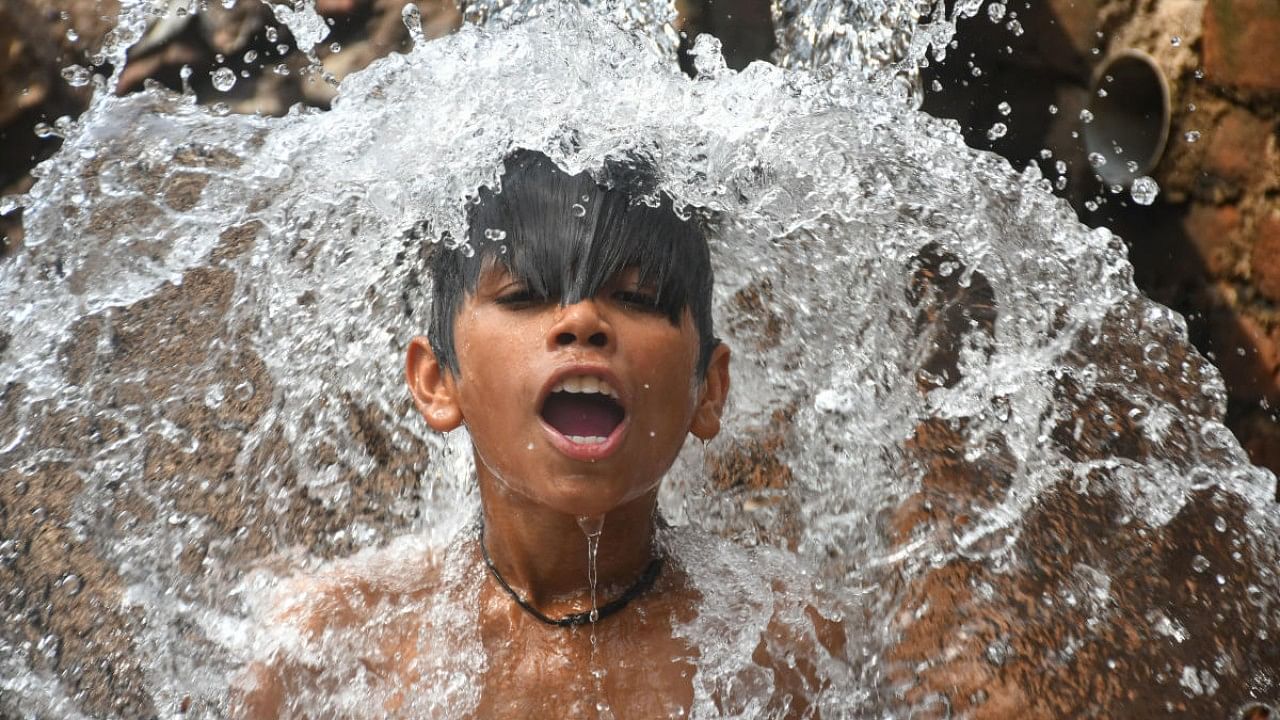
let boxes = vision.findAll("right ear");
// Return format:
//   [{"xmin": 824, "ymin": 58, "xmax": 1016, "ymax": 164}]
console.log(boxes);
[{"xmin": 406, "ymin": 336, "xmax": 463, "ymax": 432}]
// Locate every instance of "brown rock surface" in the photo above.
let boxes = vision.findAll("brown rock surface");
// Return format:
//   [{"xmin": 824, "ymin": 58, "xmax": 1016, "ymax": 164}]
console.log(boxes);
[
  {"xmin": 1253, "ymin": 212, "xmax": 1280, "ymax": 304},
  {"xmin": 1203, "ymin": 0, "xmax": 1280, "ymax": 93},
  {"xmin": 889, "ymin": 480, "xmax": 1280, "ymax": 718},
  {"xmin": 1201, "ymin": 110, "xmax": 1276, "ymax": 199},
  {"xmin": 1184, "ymin": 202, "xmax": 1243, "ymax": 278}
]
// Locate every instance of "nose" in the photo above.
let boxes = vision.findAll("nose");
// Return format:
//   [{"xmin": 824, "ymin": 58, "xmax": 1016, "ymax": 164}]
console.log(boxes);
[{"xmin": 548, "ymin": 299, "xmax": 613, "ymax": 351}]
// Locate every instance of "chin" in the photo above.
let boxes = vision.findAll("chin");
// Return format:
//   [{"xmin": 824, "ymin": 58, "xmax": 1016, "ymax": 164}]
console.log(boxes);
[{"xmin": 541, "ymin": 477, "xmax": 653, "ymax": 518}]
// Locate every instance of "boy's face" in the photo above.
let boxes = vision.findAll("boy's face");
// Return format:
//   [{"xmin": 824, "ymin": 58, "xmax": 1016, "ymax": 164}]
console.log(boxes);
[{"xmin": 408, "ymin": 261, "xmax": 730, "ymax": 518}]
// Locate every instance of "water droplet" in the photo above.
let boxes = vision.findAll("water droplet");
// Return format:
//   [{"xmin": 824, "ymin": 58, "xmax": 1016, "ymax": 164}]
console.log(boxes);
[
  {"xmin": 1214, "ymin": 516, "xmax": 1227, "ymax": 533},
  {"xmin": 1194, "ymin": 68, "xmax": 1204, "ymax": 79},
  {"xmin": 204, "ymin": 383, "xmax": 225, "ymax": 409},
  {"xmin": 986, "ymin": 641, "xmax": 1009, "ymax": 665},
  {"xmin": 571, "ymin": 203, "xmax": 587, "ymax": 217},
  {"xmin": 997, "ymin": 101, "xmax": 1012, "ymax": 116},
  {"xmin": 1187, "ymin": 102, "xmax": 1197, "ymax": 112},
  {"xmin": 970, "ymin": 65, "xmax": 983, "ymax": 77},
  {"xmin": 402, "ymin": 3, "xmax": 424, "ymax": 43},
  {"xmin": 1126, "ymin": 160, "xmax": 1140, "ymax": 174},
  {"xmin": 483, "ymin": 228, "xmax": 507, "ymax": 242},
  {"xmin": 65, "ymin": 28, "xmax": 79, "ymax": 42},
  {"xmin": 460, "ymin": 243, "xmax": 475, "ymax": 258},
  {"xmin": 277, "ymin": 44, "xmax": 290, "ymax": 55},
  {"xmin": 526, "ymin": 442, "xmax": 534, "ymax": 450},
  {"xmin": 244, "ymin": 49, "xmax": 258, "ymax": 63},
  {"xmin": 265, "ymin": 26, "xmax": 279, "ymax": 42},
  {"xmin": 1143, "ymin": 341, "xmax": 1168, "ymax": 366},
  {"xmin": 1097, "ymin": 88, "xmax": 1108, "ymax": 98},
  {"xmin": 1055, "ymin": 160, "xmax": 1067, "ymax": 175},
  {"xmin": 330, "ymin": 42, "xmax": 342, "ymax": 53},
  {"xmin": 1079, "ymin": 108, "xmax": 1094, "ymax": 123},
  {"xmin": 930, "ymin": 79, "xmax": 942, "ymax": 92},
  {"xmin": 1171, "ymin": 35, "xmax": 1181, "ymax": 47},
  {"xmin": 61, "ymin": 574, "xmax": 82, "ymax": 596},
  {"xmin": 1006, "ymin": 19, "xmax": 1023, "ymax": 36},
  {"xmin": 1130, "ymin": 176, "xmax": 1159, "ymax": 205},
  {"xmin": 1191, "ymin": 555, "xmax": 1210, "ymax": 573},
  {"xmin": 986, "ymin": 2, "xmax": 1006, "ymax": 22},
  {"xmin": 211, "ymin": 67, "xmax": 237, "ymax": 92},
  {"xmin": 1184, "ymin": 130, "xmax": 1200, "ymax": 143},
  {"xmin": 273, "ymin": 63, "xmax": 291, "ymax": 76},
  {"xmin": 33, "ymin": 122, "xmax": 58, "ymax": 139},
  {"xmin": 986, "ymin": 122, "xmax": 1007, "ymax": 140},
  {"xmin": 1048, "ymin": 103, "xmax": 1058, "ymax": 115},
  {"xmin": 61, "ymin": 64, "xmax": 92, "ymax": 87},
  {"xmin": 1087, "ymin": 152, "xmax": 1107, "ymax": 168}
]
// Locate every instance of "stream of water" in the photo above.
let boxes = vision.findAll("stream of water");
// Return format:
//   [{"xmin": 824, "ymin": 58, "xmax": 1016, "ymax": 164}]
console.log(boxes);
[{"xmin": 1, "ymin": 0, "xmax": 1277, "ymax": 717}]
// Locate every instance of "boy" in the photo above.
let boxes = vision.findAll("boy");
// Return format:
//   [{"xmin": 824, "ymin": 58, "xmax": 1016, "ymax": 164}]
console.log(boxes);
[{"xmin": 233, "ymin": 150, "xmax": 842, "ymax": 718}]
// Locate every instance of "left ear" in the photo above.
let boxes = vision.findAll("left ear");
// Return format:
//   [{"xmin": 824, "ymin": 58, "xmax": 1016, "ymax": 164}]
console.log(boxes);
[{"xmin": 690, "ymin": 343, "xmax": 731, "ymax": 440}]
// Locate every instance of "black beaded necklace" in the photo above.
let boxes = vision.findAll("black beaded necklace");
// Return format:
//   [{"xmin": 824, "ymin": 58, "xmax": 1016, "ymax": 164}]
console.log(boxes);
[{"xmin": 478, "ymin": 528, "xmax": 664, "ymax": 627}]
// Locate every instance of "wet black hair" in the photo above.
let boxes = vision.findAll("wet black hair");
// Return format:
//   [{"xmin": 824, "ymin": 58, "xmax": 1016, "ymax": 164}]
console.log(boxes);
[{"xmin": 427, "ymin": 149, "xmax": 719, "ymax": 376}]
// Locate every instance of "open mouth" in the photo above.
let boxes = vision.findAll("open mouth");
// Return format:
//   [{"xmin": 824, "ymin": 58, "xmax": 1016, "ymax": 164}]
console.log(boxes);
[{"xmin": 540, "ymin": 375, "xmax": 627, "ymax": 445}]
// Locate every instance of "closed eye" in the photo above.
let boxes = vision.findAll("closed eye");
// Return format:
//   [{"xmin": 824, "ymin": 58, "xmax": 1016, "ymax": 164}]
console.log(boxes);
[
  {"xmin": 495, "ymin": 288, "xmax": 545, "ymax": 308},
  {"xmin": 613, "ymin": 290, "xmax": 662, "ymax": 312}
]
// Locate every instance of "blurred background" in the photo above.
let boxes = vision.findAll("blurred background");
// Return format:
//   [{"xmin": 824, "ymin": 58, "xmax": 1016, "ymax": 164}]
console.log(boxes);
[{"xmin": 1, "ymin": 0, "xmax": 1277, "ymax": 485}]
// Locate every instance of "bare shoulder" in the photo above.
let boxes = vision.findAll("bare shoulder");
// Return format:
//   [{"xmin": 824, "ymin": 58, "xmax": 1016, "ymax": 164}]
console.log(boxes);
[
  {"xmin": 229, "ymin": 535, "xmax": 448, "ymax": 719},
  {"xmin": 272, "ymin": 535, "xmax": 445, "ymax": 637}
]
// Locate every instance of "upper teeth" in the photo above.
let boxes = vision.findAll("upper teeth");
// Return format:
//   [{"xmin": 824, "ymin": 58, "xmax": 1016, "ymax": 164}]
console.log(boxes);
[{"xmin": 552, "ymin": 375, "xmax": 618, "ymax": 398}]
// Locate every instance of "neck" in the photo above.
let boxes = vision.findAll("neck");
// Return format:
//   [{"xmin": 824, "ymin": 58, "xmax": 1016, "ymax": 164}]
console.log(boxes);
[{"xmin": 476, "ymin": 470, "xmax": 659, "ymax": 614}]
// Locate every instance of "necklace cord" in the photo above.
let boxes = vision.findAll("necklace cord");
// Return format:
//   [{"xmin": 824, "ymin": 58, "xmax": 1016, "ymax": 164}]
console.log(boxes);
[{"xmin": 478, "ymin": 526, "xmax": 663, "ymax": 627}]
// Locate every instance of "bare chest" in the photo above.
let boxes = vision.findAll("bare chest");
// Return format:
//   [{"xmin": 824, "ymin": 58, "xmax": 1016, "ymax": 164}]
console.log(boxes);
[{"xmin": 472, "ymin": 599, "xmax": 698, "ymax": 719}]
